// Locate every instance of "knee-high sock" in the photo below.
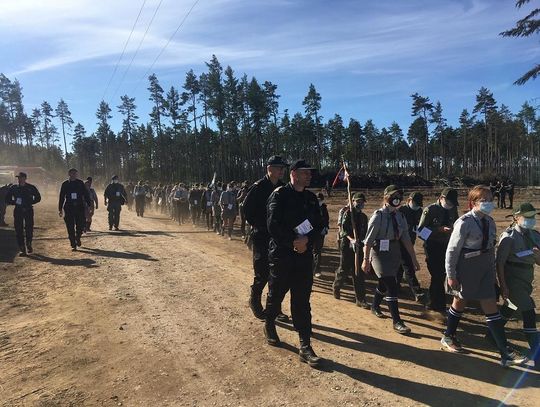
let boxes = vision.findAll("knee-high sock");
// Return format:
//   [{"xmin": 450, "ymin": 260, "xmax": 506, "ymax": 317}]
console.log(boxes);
[
  {"xmin": 486, "ymin": 313, "xmax": 509, "ymax": 359},
  {"xmin": 444, "ymin": 306, "xmax": 463, "ymax": 337}
]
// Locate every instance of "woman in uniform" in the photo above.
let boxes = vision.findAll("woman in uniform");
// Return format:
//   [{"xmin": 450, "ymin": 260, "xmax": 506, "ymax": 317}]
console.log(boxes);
[
  {"xmin": 441, "ymin": 185, "xmax": 528, "ymax": 367},
  {"xmin": 497, "ymin": 202, "xmax": 540, "ymax": 369},
  {"xmin": 363, "ymin": 185, "xmax": 420, "ymax": 334}
]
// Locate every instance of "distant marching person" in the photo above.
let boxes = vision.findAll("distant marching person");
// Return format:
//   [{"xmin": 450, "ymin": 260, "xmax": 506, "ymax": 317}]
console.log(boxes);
[
  {"xmin": 84, "ymin": 177, "xmax": 99, "ymax": 232},
  {"xmin": 220, "ymin": 182, "xmax": 237, "ymax": 240},
  {"xmin": 126, "ymin": 181, "xmax": 134, "ymax": 211},
  {"xmin": 104, "ymin": 175, "xmax": 127, "ymax": 231},
  {"xmin": 496, "ymin": 202, "xmax": 540, "ymax": 369},
  {"xmin": 363, "ymin": 185, "xmax": 420, "ymax": 334},
  {"xmin": 397, "ymin": 191, "xmax": 426, "ymax": 302},
  {"xmin": 418, "ymin": 188, "xmax": 459, "ymax": 314},
  {"xmin": 5, "ymin": 172, "xmax": 41, "ymax": 256},
  {"xmin": 0, "ymin": 182, "xmax": 11, "ymax": 227},
  {"xmin": 202, "ymin": 184, "xmax": 214, "ymax": 231},
  {"xmin": 133, "ymin": 181, "xmax": 146, "ymax": 217},
  {"xmin": 237, "ymin": 181, "xmax": 250, "ymax": 238},
  {"xmin": 441, "ymin": 185, "xmax": 528, "ymax": 367},
  {"xmin": 211, "ymin": 183, "xmax": 223, "ymax": 234},
  {"xmin": 59, "ymin": 168, "xmax": 91, "ymax": 251},
  {"xmin": 333, "ymin": 192, "xmax": 369, "ymax": 308}
]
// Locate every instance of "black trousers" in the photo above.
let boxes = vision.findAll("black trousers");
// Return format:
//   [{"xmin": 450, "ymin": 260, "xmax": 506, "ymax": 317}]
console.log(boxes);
[
  {"xmin": 108, "ymin": 202, "xmax": 122, "ymax": 227},
  {"xmin": 266, "ymin": 252, "xmax": 313, "ymax": 340},
  {"xmin": 425, "ymin": 244, "xmax": 447, "ymax": 311},
  {"xmin": 64, "ymin": 206, "xmax": 85, "ymax": 247},
  {"xmin": 251, "ymin": 232, "xmax": 270, "ymax": 296},
  {"xmin": 333, "ymin": 238, "xmax": 366, "ymax": 301},
  {"xmin": 397, "ymin": 241, "xmax": 420, "ymax": 290},
  {"xmin": 14, "ymin": 207, "xmax": 33, "ymax": 248},
  {"xmin": 135, "ymin": 196, "xmax": 145, "ymax": 216},
  {"xmin": 239, "ymin": 205, "xmax": 247, "ymax": 235}
]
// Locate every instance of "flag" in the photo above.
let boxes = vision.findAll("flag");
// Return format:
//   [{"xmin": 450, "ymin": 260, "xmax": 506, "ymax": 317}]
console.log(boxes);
[
  {"xmin": 332, "ymin": 164, "xmax": 349, "ymax": 187},
  {"xmin": 209, "ymin": 172, "xmax": 217, "ymax": 188}
]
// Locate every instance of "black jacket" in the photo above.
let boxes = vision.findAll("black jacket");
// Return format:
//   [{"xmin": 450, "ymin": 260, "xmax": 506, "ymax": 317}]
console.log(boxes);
[
  {"xmin": 6, "ymin": 183, "xmax": 41, "ymax": 209},
  {"xmin": 59, "ymin": 179, "xmax": 91, "ymax": 211},
  {"xmin": 267, "ymin": 183, "xmax": 323, "ymax": 258},
  {"xmin": 104, "ymin": 182, "xmax": 127, "ymax": 204},
  {"xmin": 243, "ymin": 175, "xmax": 284, "ymax": 234}
]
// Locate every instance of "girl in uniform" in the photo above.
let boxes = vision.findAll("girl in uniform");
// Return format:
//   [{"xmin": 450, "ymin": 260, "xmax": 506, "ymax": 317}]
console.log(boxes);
[
  {"xmin": 363, "ymin": 185, "xmax": 420, "ymax": 334},
  {"xmin": 497, "ymin": 202, "xmax": 540, "ymax": 369},
  {"xmin": 441, "ymin": 185, "xmax": 528, "ymax": 367}
]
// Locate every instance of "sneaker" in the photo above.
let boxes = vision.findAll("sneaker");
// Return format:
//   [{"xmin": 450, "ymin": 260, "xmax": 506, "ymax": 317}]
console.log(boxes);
[
  {"xmin": 299, "ymin": 345, "xmax": 321, "ymax": 367},
  {"xmin": 393, "ymin": 321, "xmax": 411, "ymax": 334},
  {"xmin": 71, "ymin": 246, "xmax": 77, "ymax": 251},
  {"xmin": 356, "ymin": 299, "xmax": 371, "ymax": 310},
  {"xmin": 501, "ymin": 353, "xmax": 529, "ymax": 367},
  {"xmin": 441, "ymin": 335, "xmax": 466, "ymax": 353},
  {"xmin": 371, "ymin": 306, "xmax": 384, "ymax": 318},
  {"xmin": 314, "ymin": 272, "xmax": 322, "ymax": 278},
  {"xmin": 114, "ymin": 226, "xmax": 119, "ymax": 231},
  {"xmin": 275, "ymin": 313, "xmax": 289, "ymax": 323}
]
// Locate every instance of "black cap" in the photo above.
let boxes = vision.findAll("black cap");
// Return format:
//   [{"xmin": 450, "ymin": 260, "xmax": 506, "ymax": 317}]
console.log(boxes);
[
  {"xmin": 352, "ymin": 192, "xmax": 366, "ymax": 202},
  {"xmin": 15, "ymin": 172, "xmax": 27, "ymax": 178},
  {"xmin": 384, "ymin": 184, "xmax": 402, "ymax": 197},
  {"xmin": 86, "ymin": 176, "xmax": 93, "ymax": 182},
  {"xmin": 441, "ymin": 187, "xmax": 459, "ymax": 206},
  {"xmin": 112, "ymin": 175, "xmax": 119, "ymax": 180},
  {"xmin": 290, "ymin": 159, "xmax": 315, "ymax": 171},
  {"xmin": 267, "ymin": 155, "xmax": 288, "ymax": 167}
]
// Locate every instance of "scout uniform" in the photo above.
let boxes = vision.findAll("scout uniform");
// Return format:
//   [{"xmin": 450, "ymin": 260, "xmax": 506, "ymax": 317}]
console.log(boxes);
[
  {"xmin": 104, "ymin": 175, "xmax": 127, "ymax": 231},
  {"xmin": 59, "ymin": 171, "xmax": 91, "ymax": 250}
]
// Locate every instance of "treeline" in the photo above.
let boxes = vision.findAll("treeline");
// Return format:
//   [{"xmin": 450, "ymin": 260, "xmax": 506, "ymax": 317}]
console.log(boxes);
[{"xmin": 1, "ymin": 55, "xmax": 539, "ymax": 185}]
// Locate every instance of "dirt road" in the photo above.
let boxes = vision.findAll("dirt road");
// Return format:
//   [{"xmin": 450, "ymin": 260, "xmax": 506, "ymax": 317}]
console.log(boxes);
[{"xmin": 1, "ymin": 194, "xmax": 539, "ymax": 406}]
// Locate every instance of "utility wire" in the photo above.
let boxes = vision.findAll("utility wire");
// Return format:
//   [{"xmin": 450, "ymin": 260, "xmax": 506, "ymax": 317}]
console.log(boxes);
[
  {"xmin": 132, "ymin": 0, "xmax": 200, "ymax": 94},
  {"xmin": 111, "ymin": 0, "xmax": 165, "ymax": 101},
  {"xmin": 102, "ymin": 0, "xmax": 148, "ymax": 101}
]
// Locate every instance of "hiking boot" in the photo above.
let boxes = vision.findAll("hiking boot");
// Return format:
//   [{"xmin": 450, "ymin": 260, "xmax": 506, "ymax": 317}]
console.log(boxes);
[
  {"xmin": 114, "ymin": 226, "xmax": 119, "ymax": 231},
  {"xmin": 19, "ymin": 247, "xmax": 27, "ymax": 257},
  {"xmin": 299, "ymin": 345, "xmax": 321, "ymax": 367},
  {"xmin": 393, "ymin": 321, "xmax": 411, "ymax": 335},
  {"xmin": 371, "ymin": 306, "xmax": 384, "ymax": 318},
  {"xmin": 501, "ymin": 352, "xmax": 529, "ymax": 367},
  {"xmin": 314, "ymin": 272, "xmax": 322, "ymax": 278},
  {"xmin": 109, "ymin": 225, "xmax": 112, "ymax": 230},
  {"xmin": 248, "ymin": 293, "xmax": 265, "ymax": 320},
  {"xmin": 76, "ymin": 237, "xmax": 82, "ymax": 247},
  {"xmin": 264, "ymin": 322, "xmax": 281, "ymax": 347},
  {"xmin": 441, "ymin": 335, "xmax": 466, "ymax": 353},
  {"xmin": 275, "ymin": 313, "xmax": 289, "ymax": 322},
  {"xmin": 356, "ymin": 299, "xmax": 371, "ymax": 310}
]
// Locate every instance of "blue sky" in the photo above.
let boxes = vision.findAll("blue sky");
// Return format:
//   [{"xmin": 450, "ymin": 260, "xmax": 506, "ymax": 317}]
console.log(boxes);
[{"xmin": 1, "ymin": 0, "xmax": 539, "ymax": 146}]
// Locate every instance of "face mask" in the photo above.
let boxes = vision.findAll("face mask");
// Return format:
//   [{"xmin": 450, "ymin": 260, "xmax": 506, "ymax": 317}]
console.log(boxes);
[
  {"xmin": 520, "ymin": 218, "xmax": 537, "ymax": 229},
  {"xmin": 354, "ymin": 202, "xmax": 365, "ymax": 210},
  {"xmin": 389, "ymin": 198, "xmax": 402, "ymax": 208},
  {"xmin": 478, "ymin": 201, "xmax": 495, "ymax": 215},
  {"xmin": 113, "ymin": 179, "xmax": 119, "ymax": 184},
  {"xmin": 409, "ymin": 203, "xmax": 420, "ymax": 211},
  {"xmin": 318, "ymin": 199, "xmax": 323, "ymax": 206},
  {"xmin": 441, "ymin": 199, "xmax": 454, "ymax": 210}
]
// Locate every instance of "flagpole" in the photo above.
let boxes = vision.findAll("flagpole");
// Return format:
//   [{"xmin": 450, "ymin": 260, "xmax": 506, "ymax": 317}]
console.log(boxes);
[{"xmin": 342, "ymin": 160, "xmax": 361, "ymax": 292}]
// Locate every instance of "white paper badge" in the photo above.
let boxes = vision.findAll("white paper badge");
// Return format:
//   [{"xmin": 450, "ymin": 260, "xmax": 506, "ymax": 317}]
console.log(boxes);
[
  {"xmin": 15, "ymin": 197, "xmax": 22, "ymax": 205},
  {"xmin": 417, "ymin": 227, "xmax": 432, "ymax": 241},
  {"xmin": 71, "ymin": 192, "xmax": 77, "ymax": 200},
  {"xmin": 227, "ymin": 203, "xmax": 233, "ymax": 210},
  {"xmin": 207, "ymin": 202, "xmax": 212, "ymax": 207},
  {"xmin": 194, "ymin": 200, "xmax": 198, "ymax": 205},
  {"xmin": 516, "ymin": 249, "xmax": 534, "ymax": 258},
  {"xmin": 294, "ymin": 219, "xmax": 313, "ymax": 235},
  {"xmin": 464, "ymin": 250, "xmax": 481, "ymax": 259},
  {"xmin": 379, "ymin": 239, "xmax": 390, "ymax": 252},
  {"xmin": 116, "ymin": 191, "xmax": 120, "ymax": 196}
]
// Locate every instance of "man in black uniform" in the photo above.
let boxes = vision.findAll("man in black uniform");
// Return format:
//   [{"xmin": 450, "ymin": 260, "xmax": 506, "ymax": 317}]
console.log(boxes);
[
  {"xmin": 59, "ymin": 168, "xmax": 91, "ymax": 250},
  {"xmin": 104, "ymin": 175, "xmax": 127, "ymax": 231},
  {"xmin": 418, "ymin": 187, "xmax": 459, "ymax": 313},
  {"xmin": 333, "ymin": 192, "xmax": 369, "ymax": 308},
  {"xmin": 264, "ymin": 160, "xmax": 324, "ymax": 367},
  {"xmin": 5, "ymin": 172, "xmax": 41, "ymax": 256},
  {"xmin": 397, "ymin": 191, "xmax": 425, "ymax": 301},
  {"xmin": 243, "ymin": 155, "xmax": 289, "ymax": 321}
]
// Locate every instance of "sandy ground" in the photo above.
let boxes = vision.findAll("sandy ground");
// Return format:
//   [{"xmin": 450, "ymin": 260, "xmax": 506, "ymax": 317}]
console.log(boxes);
[{"xmin": 0, "ymin": 189, "xmax": 539, "ymax": 406}]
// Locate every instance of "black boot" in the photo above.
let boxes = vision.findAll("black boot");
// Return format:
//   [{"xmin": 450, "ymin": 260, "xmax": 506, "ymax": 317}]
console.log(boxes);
[
  {"xmin": 264, "ymin": 321, "xmax": 281, "ymax": 347},
  {"xmin": 333, "ymin": 284, "xmax": 340, "ymax": 300},
  {"xmin": 299, "ymin": 337, "xmax": 321, "ymax": 367},
  {"xmin": 249, "ymin": 290, "xmax": 265, "ymax": 320},
  {"xmin": 26, "ymin": 242, "xmax": 33, "ymax": 254}
]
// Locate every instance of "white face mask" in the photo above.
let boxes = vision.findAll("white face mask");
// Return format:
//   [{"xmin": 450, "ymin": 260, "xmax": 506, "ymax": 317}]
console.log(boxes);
[
  {"xmin": 478, "ymin": 201, "xmax": 495, "ymax": 215},
  {"xmin": 520, "ymin": 217, "xmax": 537, "ymax": 229},
  {"xmin": 409, "ymin": 202, "xmax": 420, "ymax": 211},
  {"xmin": 441, "ymin": 198, "xmax": 454, "ymax": 210},
  {"xmin": 113, "ymin": 179, "xmax": 119, "ymax": 184}
]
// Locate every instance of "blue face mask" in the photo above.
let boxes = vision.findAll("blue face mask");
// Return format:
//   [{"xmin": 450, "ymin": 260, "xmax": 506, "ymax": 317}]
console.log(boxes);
[
  {"xmin": 479, "ymin": 201, "xmax": 495, "ymax": 215},
  {"xmin": 520, "ymin": 218, "xmax": 537, "ymax": 229}
]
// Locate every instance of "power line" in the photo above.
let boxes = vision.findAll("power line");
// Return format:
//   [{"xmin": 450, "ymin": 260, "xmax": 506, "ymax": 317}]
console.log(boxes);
[
  {"xmin": 102, "ymin": 0, "xmax": 148, "ymax": 102},
  {"xmin": 132, "ymin": 0, "xmax": 201, "ymax": 94},
  {"xmin": 111, "ymin": 0, "xmax": 165, "ymax": 101}
]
